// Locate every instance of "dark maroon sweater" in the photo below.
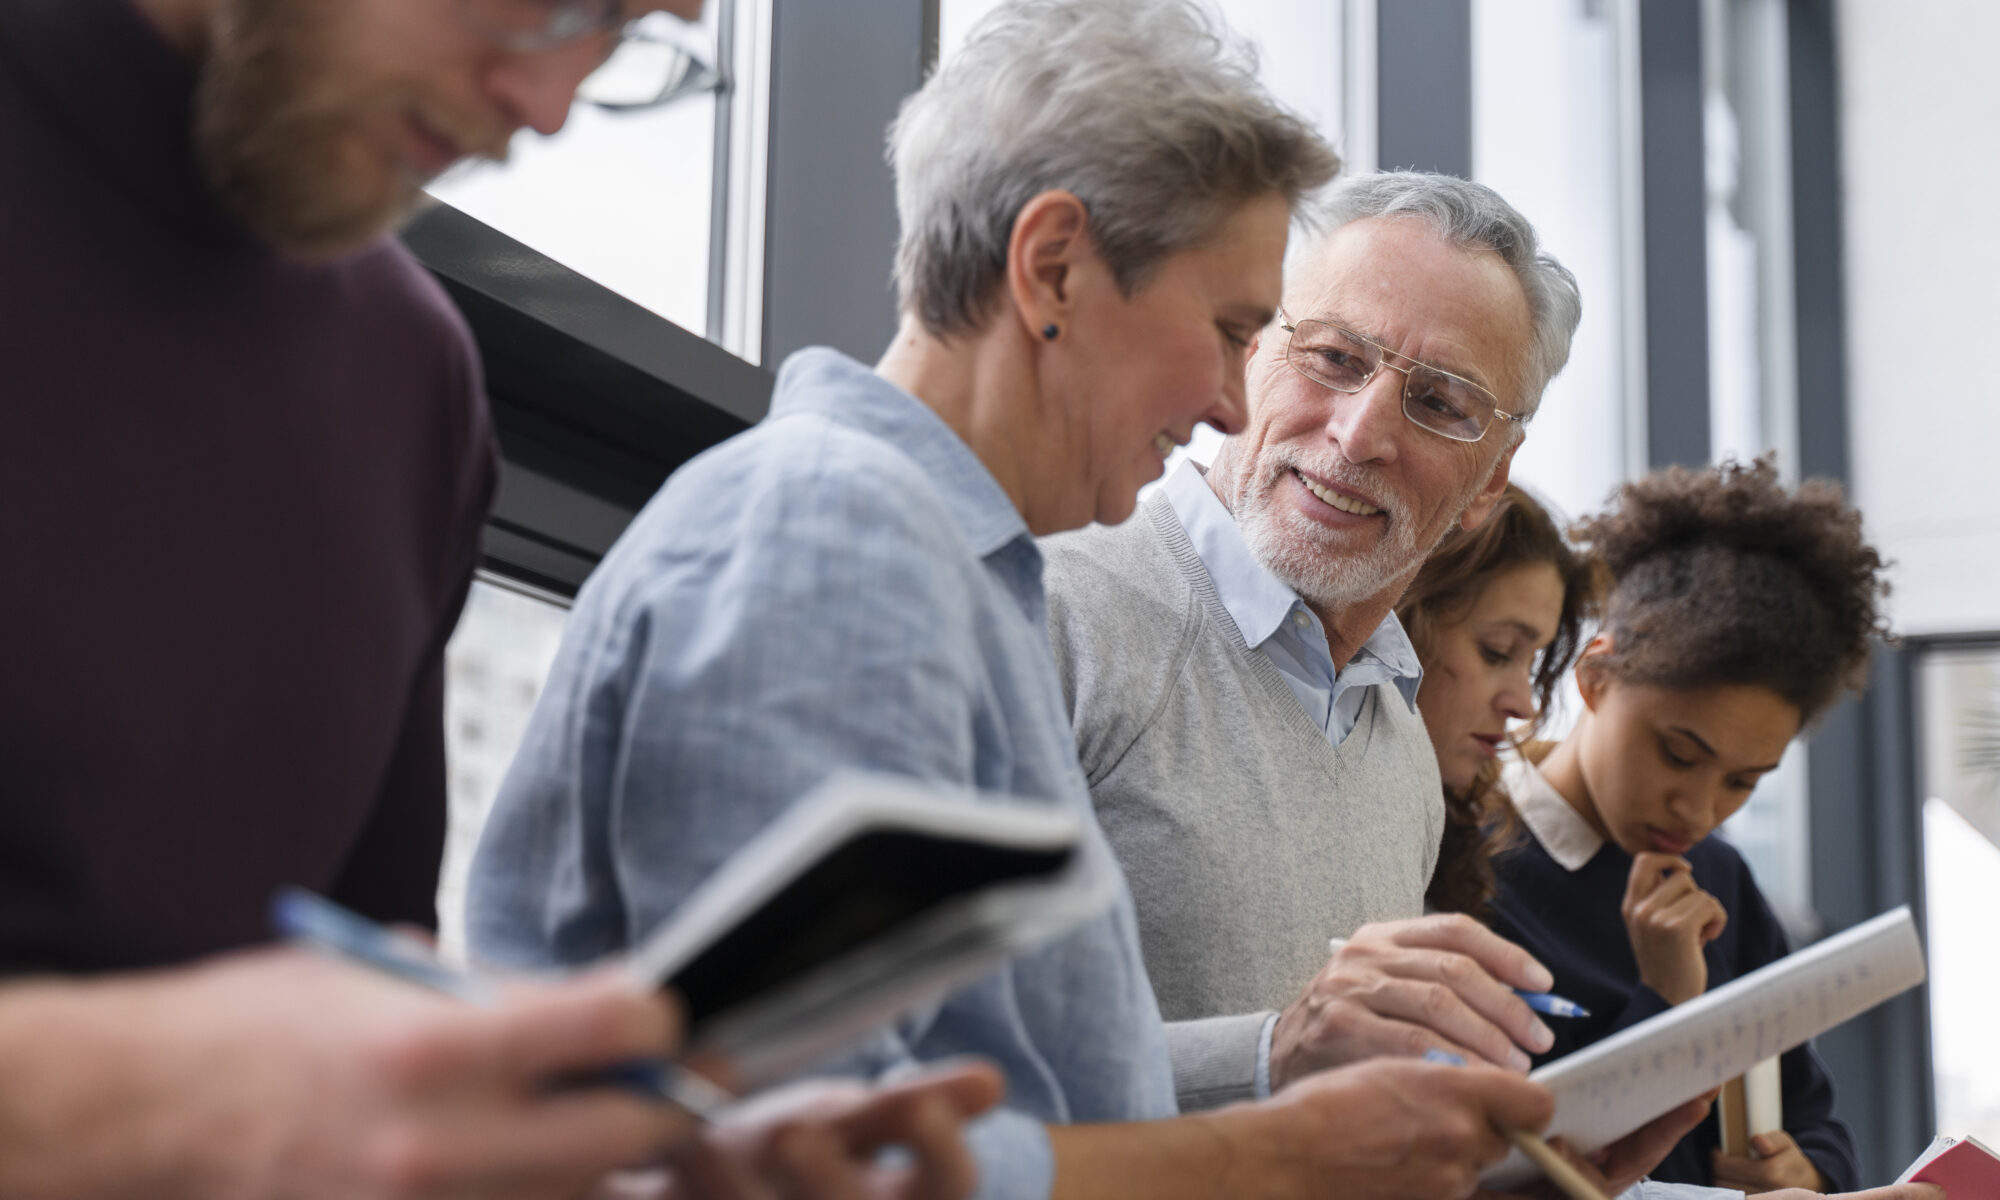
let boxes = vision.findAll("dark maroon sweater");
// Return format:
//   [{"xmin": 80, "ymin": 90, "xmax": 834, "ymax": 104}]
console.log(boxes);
[{"xmin": 0, "ymin": 0, "xmax": 496, "ymax": 971}]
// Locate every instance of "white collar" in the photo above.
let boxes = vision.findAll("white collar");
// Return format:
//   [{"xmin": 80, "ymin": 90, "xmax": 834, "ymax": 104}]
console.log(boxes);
[{"xmin": 1499, "ymin": 753, "xmax": 1605, "ymax": 872}]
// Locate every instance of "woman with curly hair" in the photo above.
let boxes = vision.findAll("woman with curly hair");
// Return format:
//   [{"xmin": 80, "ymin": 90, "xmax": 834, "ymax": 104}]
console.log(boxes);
[{"xmin": 1415, "ymin": 457, "xmax": 1890, "ymax": 1194}]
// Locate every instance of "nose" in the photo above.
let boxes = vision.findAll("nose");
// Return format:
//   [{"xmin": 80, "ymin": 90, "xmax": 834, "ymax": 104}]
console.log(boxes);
[
  {"xmin": 1494, "ymin": 665, "xmax": 1535, "ymax": 722},
  {"xmin": 1204, "ymin": 362, "xmax": 1251, "ymax": 437},
  {"xmin": 1667, "ymin": 785, "xmax": 1722, "ymax": 836},
  {"xmin": 481, "ymin": 39, "xmax": 605, "ymax": 137},
  {"xmin": 1323, "ymin": 368, "xmax": 1404, "ymax": 465}
]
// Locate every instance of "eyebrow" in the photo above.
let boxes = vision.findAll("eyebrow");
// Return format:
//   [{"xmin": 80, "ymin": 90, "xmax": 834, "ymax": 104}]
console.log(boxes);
[
  {"xmin": 1481, "ymin": 619, "xmax": 1547, "ymax": 645},
  {"xmin": 1666, "ymin": 725, "xmax": 1783, "ymax": 773},
  {"xmin": 1318, "ymin": 312, "xmax": 1494, "ymax": 390},
  {"xmin": 1224, "ymin": 302, "xmax": 1277, "ymax": 330}
]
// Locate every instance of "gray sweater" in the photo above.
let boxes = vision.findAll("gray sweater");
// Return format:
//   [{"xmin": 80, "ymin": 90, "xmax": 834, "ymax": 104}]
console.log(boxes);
[{"xmin": 1042, "ymin": 494, "xmax": 1444, "ymax": 1109}]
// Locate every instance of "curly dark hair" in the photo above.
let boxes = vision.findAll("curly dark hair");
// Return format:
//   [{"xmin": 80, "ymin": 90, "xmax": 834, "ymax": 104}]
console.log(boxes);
[
  {"xmin": 1576, "ymin": 455, "xmax": 1891, "ymax": 725},
  {"xmin": 1399, "ymin": 484, "xmax": 1602, "ymax": 916}
]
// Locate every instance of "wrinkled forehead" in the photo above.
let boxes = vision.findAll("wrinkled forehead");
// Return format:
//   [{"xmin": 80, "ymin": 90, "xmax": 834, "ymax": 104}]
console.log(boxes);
[{"xmin": 1283, "ymin": 216, "xmax": 1535, "ymax": 398}]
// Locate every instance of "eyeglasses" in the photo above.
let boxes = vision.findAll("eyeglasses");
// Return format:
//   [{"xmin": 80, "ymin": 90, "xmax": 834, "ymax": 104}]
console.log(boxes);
[
  {"xmin": 460, "ymin": 2, "xmax": 725, "ymax": 111},
  {"xmin": 1277, "ymin": 309, "xmax": 1526, "ymax": 444}
]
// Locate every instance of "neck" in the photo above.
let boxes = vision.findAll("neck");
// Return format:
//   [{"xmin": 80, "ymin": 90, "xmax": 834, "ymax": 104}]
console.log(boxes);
[
  {"xmin": 877, "ymin": 313, "xmax": 1061, "ymax": 533},
  {"xmin": 1536, "ymin": 722, "xmax": 1612, "ymax": 842},
  {"xmin": 126, "ymin": 0, "xmax": 213, "ymax": 58}
]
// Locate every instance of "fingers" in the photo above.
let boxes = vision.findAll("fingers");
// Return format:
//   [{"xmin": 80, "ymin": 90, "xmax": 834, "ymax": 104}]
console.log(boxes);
[
  {"xmin": 362, "ymin": 1089, "xmax": 699, "ymax": 1196},
  {"xmin": 1341, "ymin": 971, "xmax": 1545, "ymax": 1071},
  {"xmin": 1590, "ymin": 1097, "xmax": 1711, "ymax": 1193},
  {"xmin": 1351, "ymin": 915, "xmax": 1556, "ymax": 993},
  {"xmin": 1622, "ymin": 854, "xmax": 1693, "ymax": 911},
  {"xmin": 763, "ymin": 1123, "xmax": 875, "ymax": 1200},
  {"xmin": 828, "ymin": 1062, "xmax": 1005, "ymax": 1143},
  {"xmin": 1750, "ymin": 1131, "xmax": 1798, "ymax": 1158},
  {"xmin": 489, "ymin": 974, "xmax": 684, "ymax": 1087},
  {"xmin": 1446, "ymin": 1060, "xmax": 1555, "ymax": 1136}
]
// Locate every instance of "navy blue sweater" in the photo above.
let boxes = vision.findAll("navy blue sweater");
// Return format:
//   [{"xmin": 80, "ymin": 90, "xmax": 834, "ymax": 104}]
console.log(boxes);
[{"xmin": 1487, "ymin": 828, "xmax": 1860, "ymax": 1191}]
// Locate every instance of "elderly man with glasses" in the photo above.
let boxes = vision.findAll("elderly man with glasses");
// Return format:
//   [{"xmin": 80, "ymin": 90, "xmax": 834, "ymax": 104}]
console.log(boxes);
[
  {"xmin": 1042, "ymin": 170, "xmax": 1594, "ymax": 1113},
  {"xmin": 0, "ymin": 0, "xmax": 997, "ymax": 1197}
]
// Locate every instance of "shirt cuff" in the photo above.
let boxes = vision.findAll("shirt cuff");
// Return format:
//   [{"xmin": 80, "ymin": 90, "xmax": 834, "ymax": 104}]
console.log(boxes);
[
  {"xmin": 1164, "ymin": 1011, "xmax": 1277, "ymax": 1111},
  {"xmin": 1254, "ymin": 1010, "xmax": 1279, "ymax": 1099}
]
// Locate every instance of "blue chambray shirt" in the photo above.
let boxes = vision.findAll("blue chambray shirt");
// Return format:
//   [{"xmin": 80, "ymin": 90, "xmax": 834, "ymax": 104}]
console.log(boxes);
[
  {"xmin": 467, "ymin": 348, "xmax": 1176, "ymax": 1200},
  {"xmin": 1162, "ymin": 459, "xmax": 1423, "ymax": 744}
]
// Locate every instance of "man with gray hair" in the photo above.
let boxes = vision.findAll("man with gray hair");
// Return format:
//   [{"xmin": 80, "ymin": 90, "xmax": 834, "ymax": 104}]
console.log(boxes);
[{"xmin": 1043, "ymin": 170, "xmax": 1590, "ymax": 1110}]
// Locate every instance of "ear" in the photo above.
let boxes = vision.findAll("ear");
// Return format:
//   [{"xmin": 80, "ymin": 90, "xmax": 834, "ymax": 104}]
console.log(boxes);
[
  {"xmin": 1005, "ymin": 190, "xmax": 1091, "ymax": 343},
  {"xmin": 1574, "ymin": 632, "xmax": 1615, "ymax": 712}
]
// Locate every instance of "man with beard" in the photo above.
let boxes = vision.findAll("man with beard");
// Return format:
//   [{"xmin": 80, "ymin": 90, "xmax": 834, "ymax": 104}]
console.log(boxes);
[
  {"xmin": 0, "ymin": 0, "xmax": 996, "ymax": 1196},
  {"xmin": 1041, "ymin": 171, "xmax": 1585, "ymax": 1111}
]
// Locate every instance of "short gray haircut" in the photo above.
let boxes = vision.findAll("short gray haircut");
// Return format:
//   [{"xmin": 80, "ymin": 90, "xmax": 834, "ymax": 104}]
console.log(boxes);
[
  {"xmin": 890, "ymin": 0, "xmax": 1341, "ymax": 338},
  {"xmin": 1310, "ymin": 171, "xmax": 1582, "ymax": 419}
]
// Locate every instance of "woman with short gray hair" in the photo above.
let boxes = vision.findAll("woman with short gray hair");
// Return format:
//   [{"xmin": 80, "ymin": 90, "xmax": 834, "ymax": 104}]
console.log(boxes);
[{"xmin": 468, "ymin": 2, "xmax": 1561, "ymax": 1198}]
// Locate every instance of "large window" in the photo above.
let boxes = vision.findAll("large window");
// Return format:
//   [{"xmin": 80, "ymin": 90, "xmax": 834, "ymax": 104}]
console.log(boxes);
[
  {"xmin": 1916, "ymin": 644, "xmax": 2000, "ymax": 1147},
  {"xmin": 426, "ymin": 99, "xmax": 716, "ymax": 332},
  {"xmin": 439, "ymin": 578, "xmax": 569, "ymax": 959}
]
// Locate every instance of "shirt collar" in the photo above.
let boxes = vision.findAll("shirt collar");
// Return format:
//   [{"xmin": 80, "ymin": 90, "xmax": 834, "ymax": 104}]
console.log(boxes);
[
  {"xmin": 1500, "ymin": 753, "xmax": 1605, "ymax": 871},
  {"xmin": 1165, "ymin": 460, "xmax": 1423, "ymax": 711},
  {"xmin": 769, "ymin": 348, "xmax": 1031, "ymax": 558},
  {"xmin": 0, "ymin": 0, "xmax": 261, "ymax": 250},
  {"xmin": 1165, "ymin": 460, "xmax": 1309, "ymax": 649}
]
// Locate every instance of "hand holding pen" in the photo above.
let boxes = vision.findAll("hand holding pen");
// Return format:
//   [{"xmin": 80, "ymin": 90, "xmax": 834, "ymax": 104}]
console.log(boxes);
[
  {"xmin": 269, "ymin": 889, "xmax": 1003, "ymax": 1200},
  {"xmin": 271, "ymin": 888, "xmax": 734, "ymax": 1119},
  {"xmin": 1269, "ymin": 914, "xmax": 1570, "ymax": 1091}
]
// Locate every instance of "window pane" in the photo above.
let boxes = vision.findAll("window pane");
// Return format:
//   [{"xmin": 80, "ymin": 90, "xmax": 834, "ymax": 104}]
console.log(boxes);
[
  {"xmin": 1919, "ymin": 647, "xmax": 2000, "ymax": 1146},
  {"xmin": 425, "ymin": 94, "xmax": 716, "ymax": 333},
  {"xmin": 439, "ymin": 578, "xmax": 569, "ymax": 960}
]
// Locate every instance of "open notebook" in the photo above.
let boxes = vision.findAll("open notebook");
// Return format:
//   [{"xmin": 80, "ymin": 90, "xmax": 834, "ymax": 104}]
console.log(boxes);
[
  {"xmin": 624, "ymin": 771, "xmax": 1115, "ymax": 1089},
  {"xmin": 1483, "ymin": 907, "xmax": 1928, "ymax": 1189}
]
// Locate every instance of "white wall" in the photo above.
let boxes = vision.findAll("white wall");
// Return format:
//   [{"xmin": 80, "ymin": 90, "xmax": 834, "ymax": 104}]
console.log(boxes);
[{"xmin": 1840, "ymin": 0, "xmax": 2000, "ymax": 637}]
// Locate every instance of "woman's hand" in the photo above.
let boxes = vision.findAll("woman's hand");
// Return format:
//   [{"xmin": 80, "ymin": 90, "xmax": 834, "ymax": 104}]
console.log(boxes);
[
  {"xmin": 1711, "ymin": 1130, "xmax": 1827, "ymax": 1193},
  {"xmin": 1620, "ymin": 853, "xmax": 1728, "ymax": 1005}
]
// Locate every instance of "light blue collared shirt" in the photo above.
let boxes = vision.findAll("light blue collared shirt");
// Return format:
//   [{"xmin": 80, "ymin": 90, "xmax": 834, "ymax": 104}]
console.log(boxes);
[
  {"xmin": 468, "ymin": 349, "xmax": 1175, "ymax": 1200},
  {"xmin": 1162, "ymin": 460, "xmax": 1423, "ymax": 745}
]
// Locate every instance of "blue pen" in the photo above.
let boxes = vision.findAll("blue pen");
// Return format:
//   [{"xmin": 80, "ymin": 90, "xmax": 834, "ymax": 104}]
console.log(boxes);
[
  {"xmin": 1516, "ymin": 990, "xmax": 1590, "ymax": 1019},
  {"xmin": 270, "ymin": 887, "xmax": 733, "ymax": 1121}
]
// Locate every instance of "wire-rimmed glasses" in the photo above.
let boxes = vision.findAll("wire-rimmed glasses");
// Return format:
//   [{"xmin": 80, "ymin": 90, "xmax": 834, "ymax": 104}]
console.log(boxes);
[
  {"xmin": 460, "ymin": 2, "xmax": 725, "ymax": 111},
  {"xmin": 1278, "ymin": 309, "xmax": 1526, "ymax": 444}
]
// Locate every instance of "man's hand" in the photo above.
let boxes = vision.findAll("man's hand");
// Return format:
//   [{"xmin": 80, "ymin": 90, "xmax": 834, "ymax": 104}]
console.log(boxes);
[
  {"xmin": 1, "ymin": 946, "xmax": 696, "ymax": 1200},
  {"xmin": 1712, "ymin": 1131, "xmax": 1827, "ymax": 1194},
  {"xmin": 1620, "ymin": 853, "xmax": 1728, "ymax": 1006},
  {"xmin": 633, "ymin": 1062, "xmax": 1004, "ymax": 1200},
  {"xmin": 1207, "ymin": 1055, "xmax": 1555, "ymax": 1200},
  {"xmin": 1269, "ymin": 915, "xmax": 1558, "ymax": 1089}
]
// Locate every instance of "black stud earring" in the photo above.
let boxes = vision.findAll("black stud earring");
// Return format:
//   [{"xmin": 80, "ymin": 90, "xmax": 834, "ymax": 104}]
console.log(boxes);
[{"xmin": 1042, "ymin": 323, "xmax": 1060, "ymax": 341}]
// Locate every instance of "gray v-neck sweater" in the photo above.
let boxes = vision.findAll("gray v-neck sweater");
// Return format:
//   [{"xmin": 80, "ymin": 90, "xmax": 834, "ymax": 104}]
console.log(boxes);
[{"xmin": 1042, "ymin": 494, "xmax": 1443, "ymax": 1108}]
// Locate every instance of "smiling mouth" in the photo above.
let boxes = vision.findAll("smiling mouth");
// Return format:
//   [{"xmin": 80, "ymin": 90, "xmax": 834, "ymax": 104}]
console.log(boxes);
[{"xmin": 1292, "ymin": 468, "xmax": 1384, "ymax": 517}]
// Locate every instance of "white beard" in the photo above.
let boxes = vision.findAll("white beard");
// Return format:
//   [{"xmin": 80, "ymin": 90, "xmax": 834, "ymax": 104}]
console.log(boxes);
[{"xmin": 1230, "ymin": 460, "xmax": 1480, "ymax": 611}]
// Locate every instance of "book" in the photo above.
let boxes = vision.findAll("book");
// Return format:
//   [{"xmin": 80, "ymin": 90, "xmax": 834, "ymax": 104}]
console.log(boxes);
[
  {"xmin": 1483, "ymin": 906, "xmax": 1928, "ymax": 1189},
  {"xmin": 1895, "ymin": 1133, "xmax": 2000, "ymax": 1190},
  {"xmin": 1717, "ymin": 1057, "xmax": 1783, "ymax": 1156},
  {"xmin": 623, "ymin": 771, "xmax": 1114, "ymax": 1089}
]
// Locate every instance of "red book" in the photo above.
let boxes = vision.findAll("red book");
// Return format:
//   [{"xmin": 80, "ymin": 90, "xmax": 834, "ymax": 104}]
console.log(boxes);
[{"xmin": 1898, "ymin": 1134, "xmax": 2000, "ymax": 1191}]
